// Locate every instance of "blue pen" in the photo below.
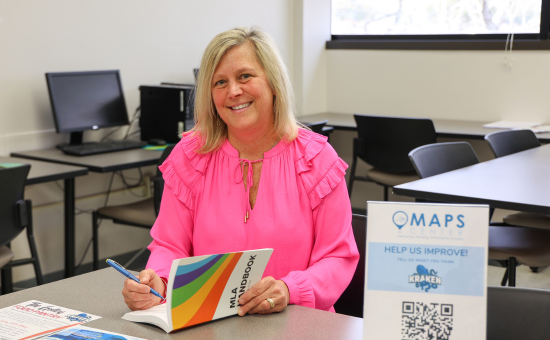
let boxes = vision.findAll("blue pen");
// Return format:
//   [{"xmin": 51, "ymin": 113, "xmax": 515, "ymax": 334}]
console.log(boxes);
[{"xmin": 106, "ymin": 259, "xmax": 165, "ymax": 301}]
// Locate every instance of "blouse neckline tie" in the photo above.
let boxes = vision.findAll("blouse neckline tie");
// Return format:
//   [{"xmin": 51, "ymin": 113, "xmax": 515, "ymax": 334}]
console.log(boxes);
[
  {"xmin": 234, "ymin": 158, "xmax": 264, "ymax": 223},
  {"xmin": 230, "ymin": 134, "xmax": 282, "ymax": 223}
]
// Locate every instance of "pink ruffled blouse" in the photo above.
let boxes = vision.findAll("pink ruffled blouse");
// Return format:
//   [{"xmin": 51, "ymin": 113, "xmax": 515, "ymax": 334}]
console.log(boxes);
[{"xmin": 146, "ymin": 128, "xmax": 359, "ymax": 312}]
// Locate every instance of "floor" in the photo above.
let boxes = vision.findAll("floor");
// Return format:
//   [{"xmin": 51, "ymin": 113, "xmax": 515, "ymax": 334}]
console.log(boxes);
[{"xmin": 7, "ymin": 248, "xmax": 153, "ymax": 291}]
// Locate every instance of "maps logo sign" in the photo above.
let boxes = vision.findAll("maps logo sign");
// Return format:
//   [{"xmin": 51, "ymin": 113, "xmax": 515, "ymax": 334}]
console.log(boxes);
[
  {"xmin": 409, "ymin": 265, "xmax": 442, "ymax": 292},
  {"xmin": 392, "ymin": 211, "xmax": 466, "ymax": 237},
  {"xmin": 392, "ymin": 211, "xmax": 408, "ymax": 230},
  {"xmin": 393, "ymin": 211, "xmax": 465, "ymax": 229}
]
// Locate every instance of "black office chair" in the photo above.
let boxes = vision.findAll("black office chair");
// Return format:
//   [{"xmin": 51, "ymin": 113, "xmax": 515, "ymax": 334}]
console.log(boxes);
[
  {"xmin": 485, "ymin": 129, "xmax": 549, "ymax": 237},
  {"xmin": 408, "ymin": 142, "xmax": 478, "ymax": 180},
  {"xmin": 0, "ymin": 164, "xmax": 44, "ymax": 294},
  {"xmin": 334, "ymin": 214, "xmax": 366, "ymax": 318},
  {"xmin": 487, "ymin": 286, "xmax": 550, "ymax": 340},
  {"xmin": 348, "ymin": 115, "xmax": 436, "ymax": 201},
  {"xmin": 485, "ymin": 129, "xmax": 541, "ymax": 158},
  {"xmin": 408, "ymin": 142, "xmax": 550, "ymax": 286},
  {"xmin": 304, "ymin": 120, "xmax": 334, "ymax": 141},
  {"xmin": 92, "ymin": 145, "xmax": 175, "ymax": 270}
]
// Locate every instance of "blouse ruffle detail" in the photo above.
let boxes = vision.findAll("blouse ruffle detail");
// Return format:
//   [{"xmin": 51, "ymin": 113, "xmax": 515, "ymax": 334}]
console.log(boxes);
[
  {"xmin": 281, "ymin": 271, "xmax": 316, "ymax": 309},
  {"xmin": 307, "ymin": 158, "xmax": 348, "ymax": 210},
  {"xmin": 294, "ymin": 129, "xmax": 349, "ymax": 210},
  {"xmin": 158, "ymin": 135, "xmax": 210, "ymax": 211},
  {"xmin": 294, "ymin": 131, "xmax": 326, "ymax": 175}
]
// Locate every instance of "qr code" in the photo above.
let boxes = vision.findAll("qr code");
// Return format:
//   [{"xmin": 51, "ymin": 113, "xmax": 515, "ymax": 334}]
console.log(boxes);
[{"xmin": 401, "ymin": 302, "xmax": 453, "ymax": 340}]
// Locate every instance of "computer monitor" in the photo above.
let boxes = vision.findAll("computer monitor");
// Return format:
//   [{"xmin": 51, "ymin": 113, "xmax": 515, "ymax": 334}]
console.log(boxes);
[{"xmin": 45, "ymin": 70, "xmax": 129, "ymax": 145}]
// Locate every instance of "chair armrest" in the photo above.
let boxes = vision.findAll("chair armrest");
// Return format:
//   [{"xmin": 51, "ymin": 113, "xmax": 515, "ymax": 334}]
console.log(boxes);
[
  {"xmin": 321, "ymin": 126, "xmax": 334, "ymax": 137},
  {"xmin": 16, "ymin": 200, "xmax": 33, "ymax": 229}
]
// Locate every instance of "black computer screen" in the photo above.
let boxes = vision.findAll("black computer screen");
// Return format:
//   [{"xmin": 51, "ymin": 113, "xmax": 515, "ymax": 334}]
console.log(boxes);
[{"xmin": 46, "ymin": 70, "xmax": 129, "ymax": 133}]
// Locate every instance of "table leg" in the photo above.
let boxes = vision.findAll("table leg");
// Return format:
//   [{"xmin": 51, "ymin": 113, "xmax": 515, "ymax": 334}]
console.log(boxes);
[
  {"xmin": 1, "ymin": 268, "xmax": 13, "ymax": 294},
  {"xmin": 1, "ymin": 243, "xmax": 13, "ymax": 294},
  {"xmin": 508, "ymin": 257, "xmax": 516, "ymax": 287},
  {"xmin": 64, "ymin": 178, "xmax": 75, "ymax": 278}
]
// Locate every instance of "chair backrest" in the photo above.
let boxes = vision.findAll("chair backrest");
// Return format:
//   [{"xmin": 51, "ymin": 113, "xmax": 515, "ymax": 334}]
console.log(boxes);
[
  {"xmin": 408, "ymin": 142, "xmax": 479, "ymax": 179},
  {"xmin": 0, "ymin": 164, "xmax": 30, "ymax": 247},
  {"xmin": 304, "ymin": 120, "xmax": 328, "ymax": 134},
  {"xmin": 484, "ymin": 129, "xmax": 541, "ymax": 158},
  {"xmin": 354, "ymin": 114, "xmax": 436, "ymax": 173},
  {"xmin": 487, "ymin": 286, "xmax": 550, "ymax": 340},
  {"xmin": 408, "ymin": 142, "xmax": 497, "ymax": 218},
  {"xmin": 334, "ymin": 214, "xmax": 366, "ymax": 318},
  {"xmin": 154, "ymin": 145, "xmax": 176, "ymax": 215}
]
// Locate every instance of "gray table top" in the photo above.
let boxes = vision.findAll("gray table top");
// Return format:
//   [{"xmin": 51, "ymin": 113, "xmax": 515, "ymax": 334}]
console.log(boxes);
[
  {"xmin": 393, "ymin": 144, "xmax": 550, "ymax": 214},
  {"xmin": 0, "ymin": 156, "xmax": 88, "ymax": 185},
  {"xmin": 0, "ymin": 269, "xmax": 363, "ymax": 340},
  {"xmin": 300, "ymin": 113, "xmax": 550, "ymax": 142},
  {"xmin": 12, "ymin": 148, "xmax": 164, "ymax": 173}
]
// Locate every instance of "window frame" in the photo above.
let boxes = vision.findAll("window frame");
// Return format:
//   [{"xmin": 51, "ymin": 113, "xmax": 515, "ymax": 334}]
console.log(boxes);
[{"xmin": 328, "ymin": 0, "xmax": 550, "ymax": 50}]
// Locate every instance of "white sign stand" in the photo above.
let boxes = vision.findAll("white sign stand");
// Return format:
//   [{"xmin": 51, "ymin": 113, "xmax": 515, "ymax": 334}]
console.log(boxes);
[{"xmin": 363, "ymin": 201, "xmax": 489, "ymax": 340}]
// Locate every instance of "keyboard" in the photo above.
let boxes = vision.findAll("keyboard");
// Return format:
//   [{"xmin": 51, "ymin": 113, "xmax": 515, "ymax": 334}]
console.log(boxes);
[{"xmin": 59, "ymin": 140, "xmax": 147, "ymax": 156}]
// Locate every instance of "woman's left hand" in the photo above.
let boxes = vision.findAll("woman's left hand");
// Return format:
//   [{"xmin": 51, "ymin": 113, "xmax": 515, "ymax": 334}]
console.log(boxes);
[{"xmin": 237, "ymin": 276, "xmax": 289, "ymax": 316}]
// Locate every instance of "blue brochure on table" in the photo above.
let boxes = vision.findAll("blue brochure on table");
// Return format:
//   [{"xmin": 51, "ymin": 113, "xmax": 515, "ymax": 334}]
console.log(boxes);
[
  {"xmin": 42, "ymin": 325, "xmax": 145, "ymax": 340},
  {"xmin": 363, "ymin": 201, "xmax": 489, "ymax": 340}
]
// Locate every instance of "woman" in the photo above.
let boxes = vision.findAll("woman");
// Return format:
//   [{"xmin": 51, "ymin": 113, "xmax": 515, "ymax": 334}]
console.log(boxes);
[{"xmin": 122, "ymin": 27, "xmax": 359, "ymax": 316}]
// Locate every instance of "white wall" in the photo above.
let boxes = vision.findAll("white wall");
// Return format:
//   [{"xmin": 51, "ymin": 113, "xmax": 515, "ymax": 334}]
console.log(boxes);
[
  {"xmin": 327, "ymin": 50, "xmax": 550, "ymax": 123},
  {"xmin": 292, "ymin": 0, "xmax": 330, "ymax": 116},
  {"xmin": 315, "ymin": 5, "xmax": 550, "ymax": 209},
  {"xmin": 293, "ymin": 1, "xmax": 550, "ymax": 210},
  {"xmin": 0, "ymin": 0, "xmax": 293, "ymax": 282},
  {"xmin": 4, "ymin": 0, "xmax": 547, "ymax": 282},
  {"xmin": 325, "ymin": 49, "xmax": 550, "ymax": 208},
  {"xmin": 0, "ymin": 0, "xmax": 293, "ymax": 149}
]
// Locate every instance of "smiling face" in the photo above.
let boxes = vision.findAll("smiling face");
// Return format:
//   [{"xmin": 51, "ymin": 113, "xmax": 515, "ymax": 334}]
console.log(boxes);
[{"xmin": 211, "ymin": 41, "xmax": 275, "ymax": 138}]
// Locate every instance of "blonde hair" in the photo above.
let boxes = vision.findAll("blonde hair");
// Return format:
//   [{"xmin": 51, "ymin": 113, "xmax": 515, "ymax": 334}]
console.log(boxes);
[{"xmin": 189, "ymin": 27, "xmax": 299, "ymax": 153}]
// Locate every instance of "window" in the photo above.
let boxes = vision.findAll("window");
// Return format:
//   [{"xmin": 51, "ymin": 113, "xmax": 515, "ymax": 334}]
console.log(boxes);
[{"xmin": 329, "ymin": 0, "xmax": 550, "ymax": 50}]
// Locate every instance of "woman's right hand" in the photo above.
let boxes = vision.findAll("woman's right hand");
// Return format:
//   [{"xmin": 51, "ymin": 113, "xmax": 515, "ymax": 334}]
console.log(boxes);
[{"xmin": 122, "ymin": 269, "xmax": 165, "ymax": 311}]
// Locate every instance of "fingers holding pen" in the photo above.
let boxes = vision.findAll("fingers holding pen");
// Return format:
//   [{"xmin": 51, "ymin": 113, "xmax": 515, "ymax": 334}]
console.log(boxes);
[
  {"xmin": 138, "ymin": 269, "xmax": 165, "ymax": 293},
  {"xmin": 122, "ymin": 269, "xmax": 163, "ymax": 311}
]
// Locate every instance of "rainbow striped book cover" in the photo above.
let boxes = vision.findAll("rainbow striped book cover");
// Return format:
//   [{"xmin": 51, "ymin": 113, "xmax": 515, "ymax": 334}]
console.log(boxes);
[{"xmin": 122, "ymin": 249, "xmax": 273, "ymax": 333}]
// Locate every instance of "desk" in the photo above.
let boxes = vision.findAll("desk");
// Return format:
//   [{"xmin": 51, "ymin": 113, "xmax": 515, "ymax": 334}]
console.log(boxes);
[
  {"xmin": 300, "ymin": 113, "xmax": 550, "ymax": 142},
  {"xmin": 393, "ymin": 144, "xmax": 550, "ymax": 215},
  {"xmin": 12, "ymin": 148, "xmax": 163, "ymax": 173},
  {"xmin": 0, "ymin": 269, "xmax": 363, "ymax": 340},
  {"xmin": 0, "ymin": 156, "xmax": 87, "ymax": 280},
  {"xmin": 11, "ymin": 148, "xmax": 164, "ymax": 276}
]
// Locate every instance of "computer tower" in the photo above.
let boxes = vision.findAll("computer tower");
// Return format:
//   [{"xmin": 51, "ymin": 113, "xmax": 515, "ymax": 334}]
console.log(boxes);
[{"xmin": 139, "ymin": 84, "xmax": 195, "ymax": 144}]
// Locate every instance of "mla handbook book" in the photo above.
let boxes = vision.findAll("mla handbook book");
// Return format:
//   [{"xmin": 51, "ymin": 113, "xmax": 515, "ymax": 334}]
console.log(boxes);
[
  {"xmin": 122, "ymin": 248, "xmax": 273, "ymax": 332},
  {"xmin": 363, "ymin": 202, "xmax": 489, "ymax": 340}
]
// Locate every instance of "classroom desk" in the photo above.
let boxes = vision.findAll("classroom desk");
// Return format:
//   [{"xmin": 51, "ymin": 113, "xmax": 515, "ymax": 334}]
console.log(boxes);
[
  {"xmin": 10, "ymin": 148, "xmax": 163, "ymax": 277},
  {"xmin": 12, "ymin": 147, "xmax": 163, "ymax": 173},
  {"xmin": 0, "ymin": 268, "xmax": 364, "ymax": 340},
  {"xmin": 393, "ymin": 144, "xmax": 550, "ymax": 215},
  {"xmin": 0, "ymin": 156, "xmax": 88, "ymax": 281},
  {"xmin": 300, "ymin": 112, "xmax": 550, "ymax": 142}
]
